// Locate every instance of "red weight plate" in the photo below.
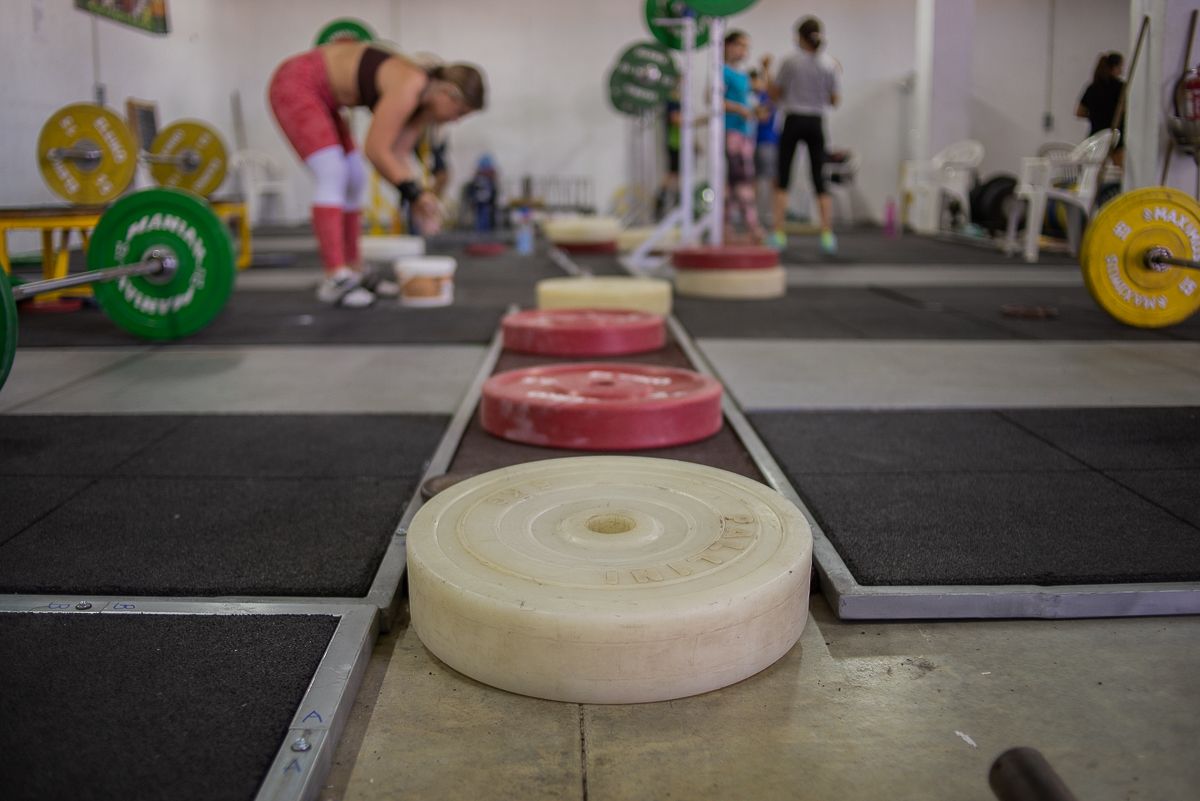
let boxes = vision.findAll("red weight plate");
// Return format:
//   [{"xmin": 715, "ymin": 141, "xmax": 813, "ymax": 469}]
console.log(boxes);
[
  {"xmin": 502, "ymin": 308, "xmax": 666, "ymax": 357},
  {"xmin": 671, "ymin": 245, "xmax": 780, "ymax": 270},
  {"xmin": 557, "ymin": 241, "xmax": 618, "ymax": 255},
  {"xmin": 465, "ymin": 241, "xmax": 507, "ymax": 257},
  {"xmin": 481, "ymin": 362, "xmax": 723, "ymax": 450}
]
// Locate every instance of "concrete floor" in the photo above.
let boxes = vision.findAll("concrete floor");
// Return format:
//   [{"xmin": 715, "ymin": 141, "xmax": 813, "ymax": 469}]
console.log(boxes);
[
  {"xmin": 4, "ymin": 257, "xmax": 1199, "ymax": 800},
  {"xmin": 324, "ymin": 595, "xmax": 1200, "ymax": 801}
]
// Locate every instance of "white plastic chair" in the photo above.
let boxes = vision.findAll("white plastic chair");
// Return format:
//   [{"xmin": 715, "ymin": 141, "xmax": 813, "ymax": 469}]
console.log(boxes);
[
  {"xmin": 230, "ymin": 150, "xmax": 289, "ymax": 226},
  {"xmin": 901, "ymin": 140, "xmax": 985, "ymax": 234},
  {"xmin": 1003, "ymin": 129, "xmax": 1118, "ymax": 263}
]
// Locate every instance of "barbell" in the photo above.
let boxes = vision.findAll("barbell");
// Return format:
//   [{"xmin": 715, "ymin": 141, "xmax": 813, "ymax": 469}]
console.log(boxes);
[
  {"xmin": 1079, "ymin": 186, "xmax": 1200, "ymax": 328},
  {"xmin": 0, "ymin": 187, "xmax": 237, "ymax": 392},
  {"xmin": 37, "ymin": 104, "xmax": 228, "ymax": 204}
]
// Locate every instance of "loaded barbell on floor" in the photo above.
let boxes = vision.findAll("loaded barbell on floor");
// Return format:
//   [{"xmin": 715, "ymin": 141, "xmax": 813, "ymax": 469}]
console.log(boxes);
[
  {"xmin": 37, "ymin": 104, "xmax": 228, "ymax": 203},
  {"xmin": 1078, "ymin": 186, "xmax": 1200, "ymax": 328},
  {"xmin": 10, "ymin": 250, "xmax": 179, "ymax": 302},
  {"xmin": 0, "ymin": 187, "xmax": 237, "ymax": 392}
]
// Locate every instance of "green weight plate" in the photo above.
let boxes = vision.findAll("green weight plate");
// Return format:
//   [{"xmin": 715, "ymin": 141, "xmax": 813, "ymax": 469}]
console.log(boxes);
[
  {"xmin": 609, "ymin": 71, "xmax": 647, "ymax": 116},
  {"xmin": 315, "ymin": 18, "xmax": 376, "ymax": 45},
  {"xmin": 684, "ymin": 0, "xmax": 758, "ymax": 16},
  {"xmin": 609, "ymin": 41, "xmax": 679, "ymax": 115},
  {"xmin": 0, "ymin": 270, "xmax": 16, "ymax": 394},
  {"xmin": 644, "ymin": 0, "xmax": 710, "ymax": 51},
  {"xmin": 88, "ymin": 188, "xmax": 235, "ymax": 340}
]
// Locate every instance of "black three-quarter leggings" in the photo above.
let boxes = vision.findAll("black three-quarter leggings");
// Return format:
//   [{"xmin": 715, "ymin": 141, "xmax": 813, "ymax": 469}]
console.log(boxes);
[{"xmin": 777, "ymin": 113, "xmax": 827, "ymax": 195}]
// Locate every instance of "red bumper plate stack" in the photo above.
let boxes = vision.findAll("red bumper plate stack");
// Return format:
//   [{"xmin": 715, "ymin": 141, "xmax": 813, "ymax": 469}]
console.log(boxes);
[
  {"xmin": 672, "ymin": 245, "xmax": 780, "ymax": 270},
  {"xmin": 465, "ymin": 241, "xmax": 507, "ymax": 257},
  {"xmin": 481, "ymin": 363, "xmax": 723, "ymax": 450},
  {"xmin": 671, "ymin": 245, "xmax": 786, "ymax": 299},
  {"xmin": 556, "ymin": 241, "xmax": 619, "ymax": 255},
  {"xmin": 502, "ymin": 308, "xmax": 665, "ymax": 357}
]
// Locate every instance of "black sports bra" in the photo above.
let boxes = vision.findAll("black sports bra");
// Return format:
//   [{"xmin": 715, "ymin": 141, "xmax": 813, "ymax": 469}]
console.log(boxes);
[{"xmin": 356, "ymin": 46, "xmax": 392, "ymax": 110}]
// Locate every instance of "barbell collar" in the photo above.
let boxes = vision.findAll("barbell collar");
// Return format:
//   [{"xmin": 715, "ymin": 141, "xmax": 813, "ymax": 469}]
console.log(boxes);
[
  {"xmin": 47, "ymin": 146, "xmax": 104, "ymax": 162},
  {"xmin": 10, "ymin": 252, "xmax": 177, "ymax": 302},
  {"xmin": 1146, "ymin": 251, "xmax": 1200, "ymax": 272},
  {"xmin": 142, "ymin": 150, "xmax": 201, "ymax": 169}
]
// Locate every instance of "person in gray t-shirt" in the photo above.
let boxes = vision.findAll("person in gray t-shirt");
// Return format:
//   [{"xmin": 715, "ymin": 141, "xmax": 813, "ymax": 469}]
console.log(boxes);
[{"xmin": 767, "ymin": 16, "xmax": 840, "ymax": 254}]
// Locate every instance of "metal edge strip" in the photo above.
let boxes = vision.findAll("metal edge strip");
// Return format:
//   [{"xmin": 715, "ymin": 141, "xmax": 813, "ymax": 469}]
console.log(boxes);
[
  {"xmin": 363, "ymin": 315, "xmax": 511, "ymax": 631},
  {"xmin": 664, "ymin": 315, "xmax": 858, "ymax": 603},
  {"xmin": 256, "ymin": 605, "xmax": 378, "ymax": 801},
  {"xmin": 548, "ymin": 246, "xmax": 585, "ymax": 276},
  {"xmin": 666, "ymin": 316, "xmax": 1200, "ymax": 619}
]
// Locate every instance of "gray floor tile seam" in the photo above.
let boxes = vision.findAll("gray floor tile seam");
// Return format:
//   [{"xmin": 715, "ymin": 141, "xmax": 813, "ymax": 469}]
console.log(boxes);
[
  {"xmin": 995, "ymin": 409, "xmax": 1200, "ymax": 533},
  {"xmin": 993, "ymin": 409, "xmax": 1142, "ymax": 473},
  {"xmin": 0, "ymin": 413, "xmax": 196, "ymax": 546},
  {"xmin": 578, "ymin": 705, "xmax": 589, "ymax": 801},
  {"xmin": 0, "ymin": 476, "xmax": 102, "ymax": 549},
  {"xmin": 1093, "ymin": 468, "xmax": 1200, "ymax": 532},
  {"xmin": 0, "ymin": 349, "xmax": 159, "ymax": 413}
]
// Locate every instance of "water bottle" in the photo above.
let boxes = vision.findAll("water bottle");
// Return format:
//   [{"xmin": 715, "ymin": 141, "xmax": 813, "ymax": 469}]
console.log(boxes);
[
  {"xmin": 516, "ymin": 209, "xmax": 534, "ymax": 255},
  {"xmin": 883, "ymin": 196, "xmax": 898, "ymax": 238}
]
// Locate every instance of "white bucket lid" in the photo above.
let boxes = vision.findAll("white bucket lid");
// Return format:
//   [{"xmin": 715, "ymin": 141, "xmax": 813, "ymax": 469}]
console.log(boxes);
[
  {"xmin": 396, "ymin": 255, "xmax": 457, "ymax": 278},
  {"xmin": 361, "ymin": 235, "xmax": 426, "ymax": 261}
]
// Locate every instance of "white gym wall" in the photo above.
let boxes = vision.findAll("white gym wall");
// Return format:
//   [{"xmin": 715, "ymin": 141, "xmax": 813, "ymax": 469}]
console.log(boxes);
[
  {"xmin": 972, "ymin": 0, "xmax": 1130, "ymax": 182},
  {"xmin": 0, "ymin": 0, "xmax": 1132, "ymax": 234}
]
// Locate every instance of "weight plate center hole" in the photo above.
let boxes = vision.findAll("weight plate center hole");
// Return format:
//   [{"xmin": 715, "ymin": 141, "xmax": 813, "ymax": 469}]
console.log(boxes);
[
  {"xmin": 1144, "ymin": 246, "xmax": 1173, "ymax": 273},
  {"xmin": 143, "ymin": 246, "xmax": 180, "ymax": 286},
  {"xmin": 586, "ymin": 514, "xmax": 637, "ymax": 535},
  {"xmin": 75, "ymin": 139, "xmax": 102, "ymax": 173}
]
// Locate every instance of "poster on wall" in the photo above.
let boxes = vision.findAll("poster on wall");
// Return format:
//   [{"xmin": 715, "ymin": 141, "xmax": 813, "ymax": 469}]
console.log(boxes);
[{"xmin": 75, "ymin": 0, "xmax": 170, "ymax": 35}]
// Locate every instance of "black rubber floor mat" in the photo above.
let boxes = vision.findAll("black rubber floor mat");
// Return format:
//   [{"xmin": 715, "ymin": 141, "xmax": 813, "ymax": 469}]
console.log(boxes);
[
  {"xmin": 14, "ymin": 290, "xmax": 507, "ymax": 346},
  {"xmin": 0, "ymin": 415, "xmax": 446, "ymax": 596},
  {"xmin": 751, "ymin": 409, "xmax": 1200, "ymax": 586},
  {"xmin": 673, "ymin": 286, "xmax": 1200, "ymax": 340},
  {"xmin": 882, "ymin": 286, "xmax": 1200, "ymax": 341},
  {"xmin": 780, "ymin": 228, "xmax": 1075, "ymax": 265},
  {"xmin": 12, "ymin": 253, "xmax": 560, "ymax": 347},
  {"xmin": 0, "ymin": 612, "xmax": 338, "ymax": 801}
]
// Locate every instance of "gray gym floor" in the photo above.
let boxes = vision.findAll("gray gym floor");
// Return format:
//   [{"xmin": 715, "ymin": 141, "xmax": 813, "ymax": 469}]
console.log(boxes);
[{"xmin": 3, "ymin": 231, "xmax": 1198, "ymax": 800}]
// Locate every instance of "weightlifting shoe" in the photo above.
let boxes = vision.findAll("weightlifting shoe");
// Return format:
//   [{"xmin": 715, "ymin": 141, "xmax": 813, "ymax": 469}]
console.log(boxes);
[
  {"xmin": 819, "ymin": 230, "xmax": 838, "ymax": 256},
  {"xmin": 316, "ymin": 268, "xmax": 375, "ymax": 308},
  {"xmin": 361, "ymin": 267, "xmax": 400, "ymax": 299}
]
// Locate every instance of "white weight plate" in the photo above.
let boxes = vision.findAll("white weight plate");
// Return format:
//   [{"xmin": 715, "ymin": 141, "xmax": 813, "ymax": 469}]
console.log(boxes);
[
  {"xmin": 407, "ymin": 456, "xmax": 813, "ymax": 703},
  {"xmin": 360, "ymin": 235, "xmax": 425, "ymax": 261},
  {"xmin": 543, "ymin": 215, "xmax": 623, "ymax": 244},
  {"xmin": 536, "ymin": 276, "xmax": 672, "ymax": 316},
  {"xmin": 617, "ymin": 225, "xmax": 680, "ymax": 253},
  {"xmin": 674, "ymin": 266, "xmax": 787, "ymax": 300}
]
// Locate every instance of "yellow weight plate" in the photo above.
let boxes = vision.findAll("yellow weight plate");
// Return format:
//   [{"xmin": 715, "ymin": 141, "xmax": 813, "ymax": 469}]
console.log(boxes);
[
  {"xmin": 148, "ymin": 120, "xmax": 228, "ymax": 197},
  {"xmin": 1080, "ymin": 186, "xmax": 1200, "ymax": 328},
  {"xmin": 37, "ymin": 103, "xmax": 136, "ymax": 204}
]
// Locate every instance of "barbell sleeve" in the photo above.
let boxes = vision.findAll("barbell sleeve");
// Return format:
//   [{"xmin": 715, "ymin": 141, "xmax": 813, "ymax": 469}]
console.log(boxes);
[
  {"xmin": 10, "ymin": 255, "xmax": 176, "ymax": 302},
  {"xmin": 1148, "ymin": 254, "xmax": 1200, "ymax": 271},
  {"xmin": 47, "ymin": 147, "xmax": 104, "ymax": 162},
  {"xmin": 142, "ymin": 151, "xmax": 201, "ymax": 169}
]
